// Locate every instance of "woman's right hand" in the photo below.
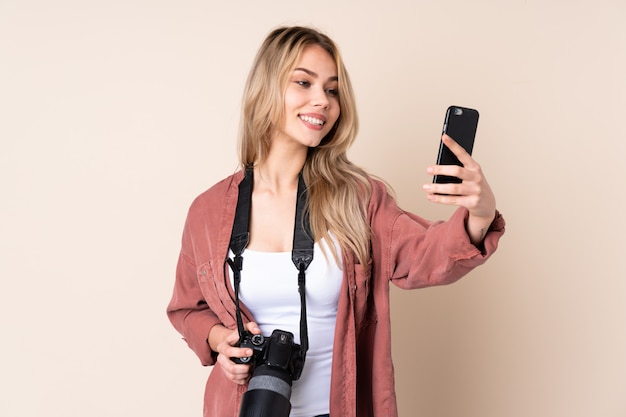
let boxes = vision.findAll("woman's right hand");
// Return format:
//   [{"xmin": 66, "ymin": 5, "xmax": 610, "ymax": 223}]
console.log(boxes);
[{"xmin": 209, "ymin": 322, "xmax": 262, "ymax": 385}]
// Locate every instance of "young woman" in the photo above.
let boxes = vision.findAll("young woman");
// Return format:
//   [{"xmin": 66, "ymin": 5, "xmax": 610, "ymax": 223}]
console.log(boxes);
[{"xmin": 167, "ymin": 26, "xmax": 505, "ymax": 417}]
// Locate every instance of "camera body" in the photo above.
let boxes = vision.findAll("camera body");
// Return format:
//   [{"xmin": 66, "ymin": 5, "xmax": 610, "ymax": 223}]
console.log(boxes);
[{"xmin": 234, "ymin": 329, "xmax": 305, "ymax": 381}]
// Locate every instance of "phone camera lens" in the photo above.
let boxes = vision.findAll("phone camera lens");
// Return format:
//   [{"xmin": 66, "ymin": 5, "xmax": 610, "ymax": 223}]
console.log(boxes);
[{"xmin": 453, "ymin": 107, "xmax": 463, "ymax": 116}]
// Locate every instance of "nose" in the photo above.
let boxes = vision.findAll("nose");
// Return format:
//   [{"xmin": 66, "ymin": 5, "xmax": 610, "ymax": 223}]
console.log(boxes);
[{"xmin": 311, "ymin": 86, "xmax": 330, "ymax": 109}]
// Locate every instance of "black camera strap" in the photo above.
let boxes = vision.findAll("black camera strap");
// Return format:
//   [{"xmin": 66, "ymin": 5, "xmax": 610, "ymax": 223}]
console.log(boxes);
[{"xmin": 227, "ymin": 168, "xmax": 313, "ymax": 361}]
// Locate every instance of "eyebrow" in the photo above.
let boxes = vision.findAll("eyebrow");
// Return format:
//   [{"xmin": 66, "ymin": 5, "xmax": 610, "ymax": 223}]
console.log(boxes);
[{"xmin": 294, "ymin": 67, "xmax": 338, "ymax": 82}]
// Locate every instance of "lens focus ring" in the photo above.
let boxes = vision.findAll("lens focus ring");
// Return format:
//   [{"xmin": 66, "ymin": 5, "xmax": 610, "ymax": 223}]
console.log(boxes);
[{"xmin": 247, "ymin": 375, "xmax": 292, "ymax": 399}]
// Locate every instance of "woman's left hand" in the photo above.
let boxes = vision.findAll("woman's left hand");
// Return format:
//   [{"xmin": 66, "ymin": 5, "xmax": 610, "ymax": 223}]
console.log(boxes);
[{"xmin": 422, "ymin": 134, "xmax": 496, "ymax": 245}]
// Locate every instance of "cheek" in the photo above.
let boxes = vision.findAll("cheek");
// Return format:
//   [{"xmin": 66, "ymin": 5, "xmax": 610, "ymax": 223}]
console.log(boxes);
[
  {"xmin": 283, "ymin": 88, "xmax": 304, "ymax": 112},
  {"xmin": 329, "ymin": 103, "xmax": 341, "ymax": 125}
]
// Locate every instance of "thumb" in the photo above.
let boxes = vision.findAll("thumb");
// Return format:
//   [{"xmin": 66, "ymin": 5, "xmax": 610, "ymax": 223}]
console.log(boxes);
[
  {"xmin": 225, "ymin": 329, "xmax": 242, "ymax": 345},
  {"xmin": 245, "ymin": 321, "xmax": 262, "ymax": 335}
]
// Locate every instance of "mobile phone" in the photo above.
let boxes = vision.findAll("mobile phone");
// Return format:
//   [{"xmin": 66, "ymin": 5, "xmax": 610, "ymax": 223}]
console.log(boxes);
[{"xmin": 433, "ymin": 106, "xmax": 479, "ymax": 184}]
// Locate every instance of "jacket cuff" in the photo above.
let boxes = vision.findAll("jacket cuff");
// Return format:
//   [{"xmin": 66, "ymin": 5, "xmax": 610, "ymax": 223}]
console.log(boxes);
[
  {"xmin": 451, "ymin": 208, "xmax": 505, "ymax": 259},
  {"xmin": 181, "ymin": 313, "xmax": 222, "ymax": 366}
]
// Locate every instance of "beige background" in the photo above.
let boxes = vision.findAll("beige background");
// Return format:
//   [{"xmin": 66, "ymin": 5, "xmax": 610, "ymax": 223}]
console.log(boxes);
[{"xmin": 1, "ymin": 1, "xmax": 625, "ymax": 416}]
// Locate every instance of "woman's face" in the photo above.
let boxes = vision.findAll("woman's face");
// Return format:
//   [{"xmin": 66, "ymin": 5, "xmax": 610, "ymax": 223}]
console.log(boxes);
[{"xmin": 274, "ymin": 44, "xmax": 341, "ymax": 149}]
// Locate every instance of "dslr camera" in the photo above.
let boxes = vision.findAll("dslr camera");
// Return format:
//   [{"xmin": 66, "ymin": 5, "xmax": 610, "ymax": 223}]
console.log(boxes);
[{"xmin": 234, "ymin": 329, "xmax": 305, "ymax": 417}]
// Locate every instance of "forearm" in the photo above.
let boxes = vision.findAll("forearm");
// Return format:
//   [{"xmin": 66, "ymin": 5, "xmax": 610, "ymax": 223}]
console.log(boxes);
[{"xmin": 389, "ymin": 208, "xmax": 505, "ymax": 290}]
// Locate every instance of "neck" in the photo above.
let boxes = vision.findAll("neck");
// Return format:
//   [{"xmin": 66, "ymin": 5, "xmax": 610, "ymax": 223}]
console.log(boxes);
[{"xmin": 254, "ymin": 144, "xmax": 307, "ymax": 193}]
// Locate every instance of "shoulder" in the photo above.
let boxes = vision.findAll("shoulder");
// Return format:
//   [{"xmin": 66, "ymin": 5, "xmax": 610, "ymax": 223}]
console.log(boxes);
[
  {"xmin": 190, "ymin": 171, "xmax": 243, "ymax": 207},
  {"xmin": 364, "ymin": 175, "xmax": 399, "ymax": 212},
  {"xmin": 367, "ymin": 176, "xmax": 392, "ymax": 196},
  {"xmin": 358, "ymin": 175, "xmax": 409, "ymax": 237},
  {"xmin": 187, "ymin": 170, "xmax": 244, "ymax": 219}
]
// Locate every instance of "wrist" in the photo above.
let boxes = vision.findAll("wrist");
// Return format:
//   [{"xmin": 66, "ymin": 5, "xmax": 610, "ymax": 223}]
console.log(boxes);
[{"xmin": 466, "ymin": 211, "xmax": 496, "ymax": 246}]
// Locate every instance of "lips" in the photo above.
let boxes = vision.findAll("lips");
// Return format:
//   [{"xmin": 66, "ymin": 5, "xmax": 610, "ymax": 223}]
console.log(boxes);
[{"xmin": 298, "ymin": 113, "xmax": 326, "ymax": 126}]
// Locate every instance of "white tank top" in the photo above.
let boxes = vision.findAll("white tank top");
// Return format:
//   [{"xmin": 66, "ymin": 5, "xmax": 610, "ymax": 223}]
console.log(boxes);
[{"xmin": 229, "ymin": 236, "xmax": 343, "ymax": 417}]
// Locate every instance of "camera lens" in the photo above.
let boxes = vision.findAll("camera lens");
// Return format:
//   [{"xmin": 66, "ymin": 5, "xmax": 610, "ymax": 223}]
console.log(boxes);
[{"xmin": 238, "ymin": 364, "xmax": 292, "ymax": 417}]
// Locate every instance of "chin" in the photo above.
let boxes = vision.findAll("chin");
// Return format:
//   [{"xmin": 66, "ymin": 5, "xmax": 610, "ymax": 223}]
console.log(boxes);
[{"xmin": 303, "ymin": 138, "xmax": 325, "ymax": 148}]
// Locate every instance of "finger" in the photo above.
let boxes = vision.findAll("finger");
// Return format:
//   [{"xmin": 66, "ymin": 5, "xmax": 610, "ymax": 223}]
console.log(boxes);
[
  {"xmin": 245, "ymin": 321, "xmax": 262, "ymax": 335},
  {"xmin": 217, "ymin": 330, "xmax": 252, "ymax": 358},
  {"xmin": 422, "ymin": 182, "xmax": 464, "ymax": 197},
  {"xmin": 425, "ymin": 191, "xmax": 472, "ymax": 206},
  {"xmin": 426, "ymin": 192, "xmax": 456, "ymax": 205},
  {"xmin": 217, "ymin": 354, "xmax": 251, "ymax": 385},
  {"xmin": 426, "ymin": 164, "xmax": 468, "ymax": 183},
  {"xmin": 442, "ymin": 134, "xmax": 475, "ymax": 167},
  {"xmin": 217, "ymin": 350, "xmax": 252, "ymax": 367},
  {"xmin": 226, "ymin": 344, "xmax": 254, "ymax": 360},
  {"xmin": 218, "ymin": 333, "xmax": 254, "ymax": 358},
  {"xmin": 224, "ymin": 329, "xmax": 242, "ymax": 345}
]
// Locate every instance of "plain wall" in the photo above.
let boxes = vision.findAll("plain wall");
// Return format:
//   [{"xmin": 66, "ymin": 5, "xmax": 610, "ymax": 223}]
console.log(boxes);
[{"xmin": 1, "ymin": 1, "xmax": 624, "ymax": 416}]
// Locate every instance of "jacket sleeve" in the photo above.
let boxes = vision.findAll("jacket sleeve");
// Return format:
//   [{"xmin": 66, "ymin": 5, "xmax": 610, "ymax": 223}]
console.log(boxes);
[
  {"xmin": 368, "ymin": 179, "xmax": 505, "ymax": 289},
  {"xmin": 166, "ymin": 218, "xmax": 223, "ymax": 366}
]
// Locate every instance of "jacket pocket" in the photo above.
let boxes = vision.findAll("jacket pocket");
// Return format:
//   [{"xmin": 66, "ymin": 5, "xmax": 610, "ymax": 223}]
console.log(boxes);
[{"xmin": 196, "ymin": 261, "xmax": 214, "ymax": 295}]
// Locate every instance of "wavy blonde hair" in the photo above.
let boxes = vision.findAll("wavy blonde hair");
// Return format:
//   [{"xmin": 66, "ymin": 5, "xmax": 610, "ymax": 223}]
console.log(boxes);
[{"xmin": 238, "ymin": 26, "xmax": 372, "ymax": 265}]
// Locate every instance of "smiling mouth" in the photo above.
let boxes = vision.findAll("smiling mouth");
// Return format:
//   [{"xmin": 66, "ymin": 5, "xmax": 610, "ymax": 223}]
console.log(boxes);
[{"xmin": 299, "ymin": 115, "xmax": 325, "ymax": 126}]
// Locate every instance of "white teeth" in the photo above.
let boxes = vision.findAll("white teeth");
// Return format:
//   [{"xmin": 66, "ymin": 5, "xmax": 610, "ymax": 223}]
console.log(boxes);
[{"xmin": 299, "ymin": 115, "xmax": 324, "ymax": 125}]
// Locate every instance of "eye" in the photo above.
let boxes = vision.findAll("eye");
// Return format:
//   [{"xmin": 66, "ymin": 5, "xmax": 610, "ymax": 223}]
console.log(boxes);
[
  {"xmin": 325, "ymin": 88, "xmax": 339, "ymax": 97},
  {"xmin": 296, "ymin": 80, "xmax": 311, "ymax": 88}
]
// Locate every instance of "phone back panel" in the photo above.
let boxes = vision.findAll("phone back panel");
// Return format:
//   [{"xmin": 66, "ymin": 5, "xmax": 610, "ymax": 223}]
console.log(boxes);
[{"xmin": 434, "ymin": 106, "xmax": 479, "ymax": 184}]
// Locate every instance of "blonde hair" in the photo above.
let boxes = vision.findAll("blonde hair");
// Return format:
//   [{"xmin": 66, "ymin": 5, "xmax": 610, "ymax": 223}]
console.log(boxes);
[{"xmin": 238, "ymin": 26, "xmax": 372, "ymax": 265}]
